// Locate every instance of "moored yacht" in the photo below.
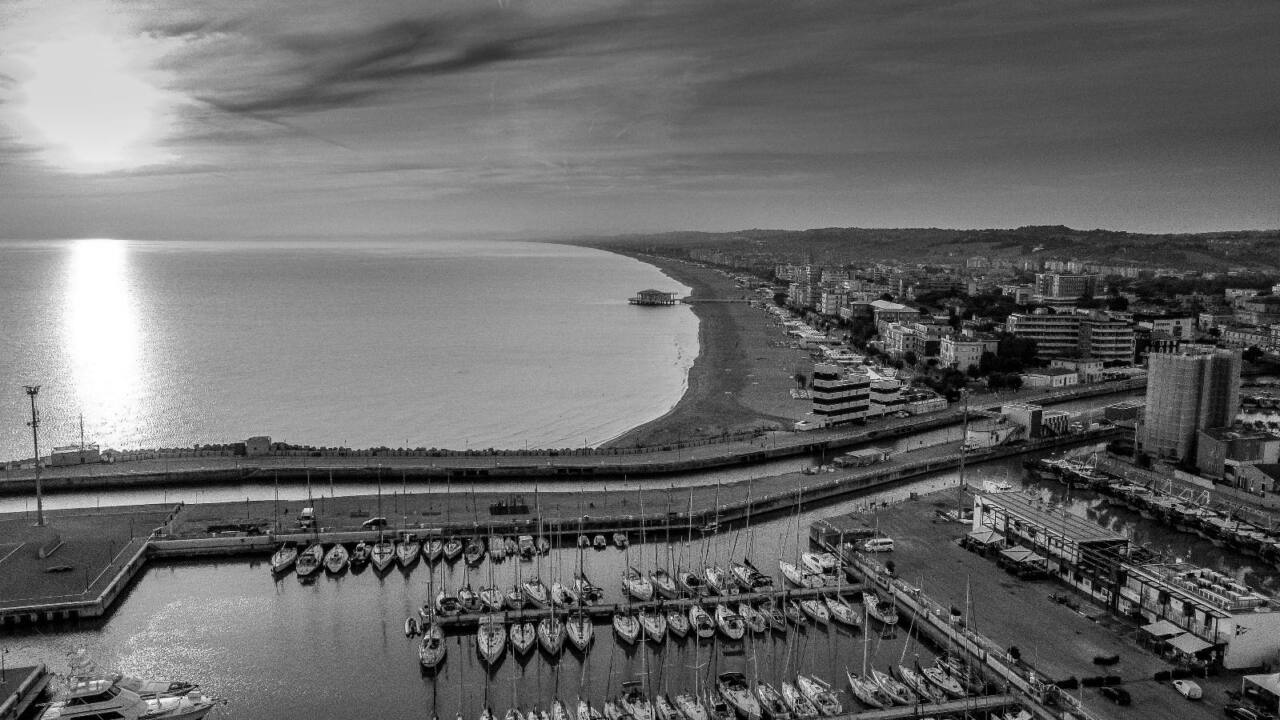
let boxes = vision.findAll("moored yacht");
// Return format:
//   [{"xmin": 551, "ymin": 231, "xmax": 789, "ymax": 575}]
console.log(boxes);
[
  {"xmin": 39, "ymin": 678, "xmax": 220, "ymax": 720},
  {"xmin": 713, "ymin": 604, "xmax": 745, "ymax": 641},
  {"xmin": 371, "ymin": 537, "xmax": 396, "ymax": 573},
  {"xmin": 639, "ymin": 609, "xmax": 667, "ymax": 643},
  {"xmin": 623, "ymin": 567, "xmax": 655, "ymax": 601},
  {"xmin": 269, "ymin": 543, "xmax": 298, "ymax": 574},
  {"xmin": 795, "ymin": 675, "xmax": 840, "ymax": 717},
  {"xmin": 510, "ymin": 620, "xmax": 537, "ymax": 656},
  {"xmin": 566, "ymin": 611, "xmax": 594, "ymax": 652},
  {"xmin": 476, "ymin": 615, "xmax": 507, "ymax": 666},
  {"xmin": 323, "ymin": 543, "xmax": 349, "ymax": 574},
  {"xmin": 715, "ymin": 672, "xmax": 761, "ymax": 720},
  {"xmin": 612, "ymin": 611, "xmax": 640, "ymax": 644},
  {"xmin": 689, "ymin": 604, "xmax": 716, "ymax": 639}
]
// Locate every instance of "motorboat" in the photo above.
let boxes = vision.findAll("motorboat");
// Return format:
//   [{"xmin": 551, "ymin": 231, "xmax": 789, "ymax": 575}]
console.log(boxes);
[
  {"xmin": 824, "ymin": 596, "xmax": 859, "ymax": 627},
  {"xmin": 795, "ymin": 675, "xmax": 840, "ymax": 716},
  {"xmin": 65, "ymin": 652, "xmax": 197, "ymax": 701},
  {"xmin": 713, "ymin": 604, "xmax": 745, "ymax": 641},
  {"xmin": 38, "ymin": 677, "xmax": 220, "ymax": 720},
  {"xmin": 779, "ymin": 561, "xmax": 823, "ymax": 589},
  {"xmin": 815, "ymin": 552, "xmax": 839, "ymax": 573},
  {"xmin": 715, "ymin": 673, "xmax": 761, "ymax": 720},
  {"xmin": 424, "ymin": 538, "xmax": 444, "ymax": 563},
  {"xmin": 689, "ymin": 604, "xmax": 716, "ymax": 639},
  {"xmin": 536, "ymin": 537, "xmax": 551, "ymax": 555},
  {"xmin": 537, "ymin": 616, "xmax": 565, "ymax": 656},
  {"xmin": 550, "ymin": 580, "xmax": 580, "ymax": 607},
  {"xmin": 666, "ymin": 608, "xmax": 690, "ymax": 639},
  {"xmin": 397, "ymin": 536, "xmax": 422, "ymax": 568},
  {"xmin": 490, "ymin": 535, "xmax": 506, "ymax": 561},
  {"xmin": 779, "ymin": 682, "xmax": 818, "ymax": 719},
  {"xmin": 464, "ymin": 538, "xmax": 486, "ymax": 566},
  {"xmin": 522, "ymin": 577, "xmax": 551, "ymax": 608},
  {"xmin": 350, "ymin": 542, "xmax": 371, "ymax": 569},
  {"xmin": 800, "ymin": 552, "xmax": 825, "ymax": 577},
  {"xmin": 504, "ymin": 537, "xmax": 519, "ymax": 557},
  {"xmin": 893, "ymin": 665, "xmax": 944, "ymax": 704},
  {"xmin": 371, "ymin": 538, "xmax": 397, "ymax": 572},
  {"xmin": 612, "ymin": 611, "xmax": 640, "ymax": 645},
  {"xmin": 918, "ymin": 661, "xmax": 965, "ymax": 699},
  {"xmin": 443, "ymin": 537, "xmax": 464, "ymax": 563},
  {"xmin": 295, "ymin": 542, "xmax": 324, "ymax": 579},
  {"xmin": 736, "ymin": 603, "xmax": 767, "ymax": 634},
  {"xmin": 418, "ymin": 620, "xmax": 446, "ymax": 670},
  {"xmin": 476, "ymin": 615, "xmax": 507, "ymax": 665},
  {"xmin": 843, "ymin": 670, "xmax": 888, "ymax": 710},
  {"xmin": 458, "ymin": 585, "xmax": 479, "ymax": 613},
  {"xmin": 323, "ymin": 543, "xmax": 349, "ymax": 574},
  {"xmin": 639, "ymin": 610, "xmax": 667, "ymax": 643},
  {"xmin": 578, "ymin": 534, "xmax": 592, "ymax": 549},
  {"xmin": 650, "ymin": 568, "xmax": 680, "ymax": 599},
  {"xmin": 405, "ymin": 616, "xmax": 419, "ymax": 637},
  {"xmin": 566, "ymin": 612, "xmax": 594, "ymax": 652},
  {"xmin": 619, "ymin": 682, "xmax": 655, "ymax": 720},
  {"xmin": 862, "ymin": 592, "xmax": 898, "ymax": 626},
  {"xmin": 753, "ymin": 682, "xmax": 788, "ymax": 720},
  {"xmin": 269, "ymin": 543, "xmax": 298, "ymax": 574},
  {"xmin": 703, "ymin": 566, "xmax": 736, "ymax": 596},
  {"xmin": 510, "ymin": 621, "xmax": 537, "ymax": 656},
  {"xmin": 518, "ymin": 535, "xmax": 536, "ymax": 558},
  {"xmin": 593, "ymin": 535, "xmax": 608, "ymax": 550},
  {"xmin": 676, "ymin": 570, "xmax": 707, "ymax": 597},
  {"xmin": 798, "ymin": 599, "xmax": 829, "ymax": 625},
  {"xmin": 573, "ymin": 573, "xmax": 604, "ymax": 603},
  {"xmin": 623, "ymin": 567, "xmax": 655, "ymax": 601},
  {"xmin": 612, "ymin": 532, "xmax": 628, "ymax": 549},
  {"xmin": 655, "ymin": 694, "xmax": 680, "ymax": 720},
  {"xmin": 869, "ymin": 669, "xmax": 915, "ymax": 706},
  {"xmin": 672, "ymin": 693, "xmax": 707, "ymax": 720},
  {"xmin": 479, "ymin": 586, "xmax": 505, "ymax": 612}
]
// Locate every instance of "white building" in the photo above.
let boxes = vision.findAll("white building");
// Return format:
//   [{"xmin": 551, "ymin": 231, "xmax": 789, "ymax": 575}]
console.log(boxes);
[
  {"xmin": 939, "ymin": 335, "xmax": 998, "ymax": 371},
  {"xmin": 810, "ymin": 363, "xmax": 870, "ymax": 426}
]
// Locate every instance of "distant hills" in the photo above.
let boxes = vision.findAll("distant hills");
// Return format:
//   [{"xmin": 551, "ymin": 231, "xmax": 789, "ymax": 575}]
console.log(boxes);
[{"xmin": 570, "ymin": 226, "xmax": 1280, "ymax": 272}]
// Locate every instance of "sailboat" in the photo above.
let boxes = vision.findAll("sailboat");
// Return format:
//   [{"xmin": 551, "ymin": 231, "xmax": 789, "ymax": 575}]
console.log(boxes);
[
  {"xmin": 371, "ymin": 535, "xmax": 396, "ymax": 573},
  {"xmin": 424, "ymin": 537, "xmax": 444, "ymax": 563},
  {"xmin": 715, "ymin": 673, "xmax": 761, "ymax": 720},
  {"xmin": 398, "ymin": 533, "xmax": 422, "ymax": 568},
  {"xmin": 753, "ymin": 682, "xmax": 789, "ymax": 720},
  {"xmin": 783, "ymin": 600, "xmax": 805, "ymax": 626},
  {"xmin": 666, "ymin": 607, "xmax": 690, "ymax": 639},
  {"xmin": 477, "ymin": 614, "xmax": 507, "ymax": 666},
  {"xmin": 537, "ymin": 615, "xmax": 565, "ymax": 656},
  {"xmin": 651, "ymin": 568, "xmax": 680, "ymax": 599},
  {"xmin": 270, "ymin": 543, "xmax": 298, "ymax": 575},
  {"xmin": 465, "ymin": 537, "xmax": 486, "ymax": 566},
  {"xmin": 566, "ymin": 608, "xmax": 594, "ymax": 652},
  {"xmin": 295, "ymin": 542, "xmax": 324, "ymax": 579},
  {"xmin": 479, "ymin": 586, "xmax": 505, "ymax": 612},
  {"xmin": 443, "ymin": 536, "xmax": 464, "ymax": 563},
  {"xmin": 510, "ymin": 618, "xmax": 537, "ymax": 656},
  {"xmin": 689, "ymin": 604, "xmax": 715, "ymax": 639},
  {"xmin": 703, "ymin": 565, "xmax": 735, "ymax": 596},
  {"xmin": 419, "ymin": 557, "xmax": 447, "ymax": 671},
  {"xmin": 323, "ymin": 543, "xmax": 349, "ymax": 574},
  {"xmin": 795, "ymin": 676, "xmax": 840, "ymax": 716},
  {"xmin": 916, "ymin": 657, "xmax": 965, "ymax": 699},
  {"xmin": 655, "ymin": 695, "xmax": 680, "ymax": 720},
  {"xmin": 892, "ymin": 664, "xmax": 944, "ymax": 704},
  {"xmin": 823, "ymin": 595, "xmax": 858, "ymax": 628},
  {"xmin": 577, "ymin": 699, "xmax": 604, "ymax": 720},
  {"xmin": 778, "ymin": 683, "xmax": 817, "ymax": 719},
  {"xmin": 612, "ymin": 610, "xmax": 640, "ymax": 644},
  {"xmin": 639, "ymin": 609, "xmax": 667, "ymax": 643},
  {"xmin": 797, "ymin": 598, "xmax": 829, "ymax": 625},
  {"xmin": 713, "ymin": 604, "xmax": 745, "ymax": 641},
  {"xmin": 350, "ymin": 541, "xmax": 370, "ymax": 570},
  {"xmin": 619, "ymin": 681, "xmax": 655, "ymax": 720},
  {"xmin": 862, "ymin": 591, "xmax": 898, "ymax": 626},
  {"xmin": 758, "ymin": 597, "xmax": 787, "ymax": 633},
  {"xmin": 736, "ymin": 602, "xmax": 767, "ymax": 634},
  {"xmin": 869, "ymin": 669, "xmax": 914, "ymax": 707},
  {"xmin": 490, "ymin": 535, "xmax": 506, "ymax": 562},
  {"xmin": 673, "ymin": 693, "xmax": 707, "ymax": 720},
  {"xmin": 843, "ymin": 669, "xmax": 888, "ymax": 710},
  {"xmin": 623, "ymin": 567, "xmax": 655, "ymax": 601}
]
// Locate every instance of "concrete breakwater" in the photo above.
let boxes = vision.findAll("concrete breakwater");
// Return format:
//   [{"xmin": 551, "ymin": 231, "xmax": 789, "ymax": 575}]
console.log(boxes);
[{"xmin": 0, "ymin": 427, "xmax": 1119, "ymax": 628}]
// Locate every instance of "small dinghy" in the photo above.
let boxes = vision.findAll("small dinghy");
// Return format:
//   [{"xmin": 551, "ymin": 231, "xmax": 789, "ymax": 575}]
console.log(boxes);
[{"xmin": 405, "ymin": 616, "xmax": 419, "ymax": 637}]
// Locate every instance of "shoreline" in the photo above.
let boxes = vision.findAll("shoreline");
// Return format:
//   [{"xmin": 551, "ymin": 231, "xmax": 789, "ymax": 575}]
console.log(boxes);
[{"xmin": 596, "ymin": 250, "xmax": 803, "ymax": 448}]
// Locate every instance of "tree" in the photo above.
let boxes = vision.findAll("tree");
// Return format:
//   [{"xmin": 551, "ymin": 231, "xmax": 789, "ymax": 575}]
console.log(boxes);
[
  {"xmin": 903, "ymin": 350, "xmax": 918, "ymax": 367},
  {"xmin": 1106, "ymin": 296, "xmax": 1129, "ymax": 311}
]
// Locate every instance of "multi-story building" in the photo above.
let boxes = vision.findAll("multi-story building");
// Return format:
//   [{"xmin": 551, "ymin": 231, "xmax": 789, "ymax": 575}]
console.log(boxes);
[
  {"xmin": 1221, "ymin": 326, "xmax": 1272, "ymax": 350},
  {"xmin": 1022, "ymin": 367, "xmax": 1079, "ymax": 388},
  {"xmin": 1137, "ymin": 348, "xmax": 1241, "ymax": 463},
  {"xmin": 998, "ymin": 284, "xmax": 1035, "ymax": 304},
  {"xmin": 1236, "ymin": 297, "xmax": 1280, "ymax": 326},
  {"xmin": 1135, "ymin": 315, "xmax": 1195, "ymax": 340},
  {"xmin": 938, "ymin": 335, "xmax": 999, "ymax": 370},
  {"xmin": 1004, "ymin": 311, "xmax": 1136, "ymax": 362},
  {"xmin": 1195, "ymin": 427, "xmax": 1280, "ymax": 479},
  {"xmin": 810, "ymin": 363, "xmax": 870, "ymax": 427},
  {"xmin": 1033, "ymin": 272, "xmax": 1100, "ymax": 302},
  {"xmin": 1050, "ymin": 357, "xmax": 1104, "ymax": 382}
]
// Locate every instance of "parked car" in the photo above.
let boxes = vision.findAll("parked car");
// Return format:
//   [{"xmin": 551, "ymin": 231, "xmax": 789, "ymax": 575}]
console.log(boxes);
[
  {"xmin": 1099, "ymin": 687, "xmax": 1131, "ymax": 706},
  {"xmin": 1172, "ymin": 679, "xmax": 1202, "ymax": 700},
  {"xmin": 1225, "ymin": 705, "xmax": 1277, "ymax": 720},
  {"xmin": 361, "ymin": 516, "xmax": 388, "ymax": 529}
]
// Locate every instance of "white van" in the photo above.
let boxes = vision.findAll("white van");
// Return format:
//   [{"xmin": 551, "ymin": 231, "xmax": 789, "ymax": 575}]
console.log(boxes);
[
  {"xmin": 863, "ymin": 537, "xmax": 894, "ymax": 553},
  {"xmin": 298, "ymin": 507, "xmax": 315, "ymax": 529}
]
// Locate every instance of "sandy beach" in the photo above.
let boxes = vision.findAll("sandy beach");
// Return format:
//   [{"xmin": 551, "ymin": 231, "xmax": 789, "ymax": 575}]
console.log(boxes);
[{"xmin": 600, "ymin": 251, "xmax": 815, "ymax": 449}]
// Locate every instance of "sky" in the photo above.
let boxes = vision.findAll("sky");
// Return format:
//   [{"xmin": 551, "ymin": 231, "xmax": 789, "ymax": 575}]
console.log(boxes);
[{"xmin": 0, "ymin": 0, "xmax": 1278, "ymax": 239}]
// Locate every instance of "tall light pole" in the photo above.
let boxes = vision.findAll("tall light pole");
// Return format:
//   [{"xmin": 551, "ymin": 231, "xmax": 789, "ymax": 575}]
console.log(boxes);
[{"xmin": 24, "ymin": 385, "xmax": 44, "ymax": 526}]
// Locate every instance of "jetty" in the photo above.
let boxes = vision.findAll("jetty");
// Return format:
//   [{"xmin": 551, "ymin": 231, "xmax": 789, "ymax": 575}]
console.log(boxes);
[{"xmin": 628, "ymin": 289, "xmax": 679, "ymax": 305}]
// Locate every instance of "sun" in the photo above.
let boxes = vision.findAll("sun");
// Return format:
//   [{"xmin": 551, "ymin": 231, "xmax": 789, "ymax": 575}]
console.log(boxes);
[{"xmin": 14, "ymin": 32, "xmax": 172, "ymax": 173}]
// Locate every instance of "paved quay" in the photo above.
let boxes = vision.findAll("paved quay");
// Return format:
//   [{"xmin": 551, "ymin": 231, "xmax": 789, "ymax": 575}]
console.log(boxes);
[
  {"xmin": 0, "ymin": 664, "xmax": 49, "ymax": 720},
  {"xmin": 831, "ymin": 489, "xmax": 1244, "ymax": 720}
]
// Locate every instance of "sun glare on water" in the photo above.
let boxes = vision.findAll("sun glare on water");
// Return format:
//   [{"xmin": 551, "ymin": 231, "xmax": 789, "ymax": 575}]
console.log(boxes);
[{"xmin": 13, "ymin": 31, "xmax": 174, "ymax": 173}]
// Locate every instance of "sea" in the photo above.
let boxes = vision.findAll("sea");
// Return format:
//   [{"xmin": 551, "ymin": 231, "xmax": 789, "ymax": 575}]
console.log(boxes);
[{"xmin": 0, "ymin": 238, "xmax": 698, "ymax": 462}]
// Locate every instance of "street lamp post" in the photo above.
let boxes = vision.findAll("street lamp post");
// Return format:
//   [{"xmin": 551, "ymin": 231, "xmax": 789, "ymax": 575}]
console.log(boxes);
[{"xmin": 24, "ymin": 385, "xmax": 44, "ymax": 526}]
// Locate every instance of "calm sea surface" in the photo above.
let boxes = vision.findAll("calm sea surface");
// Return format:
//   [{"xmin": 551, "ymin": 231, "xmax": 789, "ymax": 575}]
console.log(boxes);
[{"xmin": 0, "ymin": 239, "xmax": 697, "ymax": 461}]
